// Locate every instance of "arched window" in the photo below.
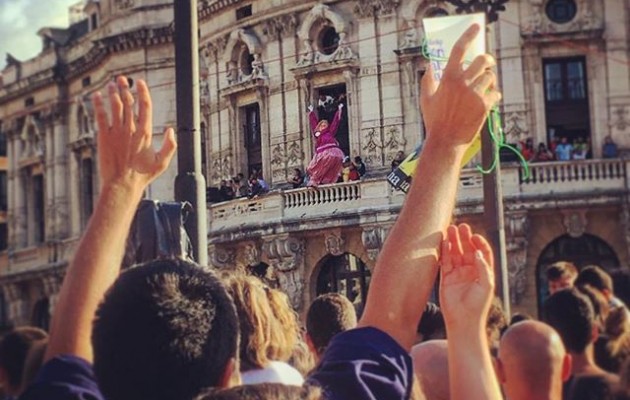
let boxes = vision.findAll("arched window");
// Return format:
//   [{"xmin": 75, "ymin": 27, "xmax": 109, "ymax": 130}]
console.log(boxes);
[
  {"xmin": 316, "ymin": 253, "xmax": 371, "ymax": 316},
  {"xmin": 318, "ymin": 26, "xmax": 340, "ymax": 55},
  {"xmin": 536, "ymin": 233, "xmax": 620, "ymax": 313},
  {"xmin": 239, "ymin": 45, "xmax": 255, "ymax": 76},
  {"xmin": 32, "ymin": 298, "xmax": 50, "ymax": 331}
]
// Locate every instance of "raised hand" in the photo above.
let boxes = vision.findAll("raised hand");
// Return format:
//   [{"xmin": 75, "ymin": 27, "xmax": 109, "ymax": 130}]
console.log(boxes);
[
  {"xmin": 439, "ymin": 224, "xmax": 495, "ymax": 331},
  {"xmin": 308, "ymin": 104, "xmax": 314, "ymax": 113},
  {"xmin": 338, "ymin": 103, "xmax": 344, "ymax": 110},
  {"xmin": 420, "ymin": 24, "xmax": 501, "ymax": 151},
  {"xmin": 93, "ymin": 76, "xmax": 176, "ymax": 193}
]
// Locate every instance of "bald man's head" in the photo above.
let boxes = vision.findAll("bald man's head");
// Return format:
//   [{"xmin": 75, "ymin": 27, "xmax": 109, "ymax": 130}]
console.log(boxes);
[
  {"xmin": 498, "ymin": 321, "xmax": 571, "ymax": 400},
  {"xmin": 411, "ymin": 340, "xmax": 449, "ymax": 400}
]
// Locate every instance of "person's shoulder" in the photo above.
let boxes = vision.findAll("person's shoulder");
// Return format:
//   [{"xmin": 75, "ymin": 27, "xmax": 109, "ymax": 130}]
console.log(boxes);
[
  {"xmin": 308, "ymin": 327, "xmax": 412, "ymax": 400},
  {"xmin": 20, "ymin": 355, "xmax": 104, "ymax": 400}
]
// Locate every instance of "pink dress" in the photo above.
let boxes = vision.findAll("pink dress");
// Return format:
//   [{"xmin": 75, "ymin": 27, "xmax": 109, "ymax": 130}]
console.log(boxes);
[{"xmin": 306, "ymin": 109, "xmax": 345, "ymax": 186}]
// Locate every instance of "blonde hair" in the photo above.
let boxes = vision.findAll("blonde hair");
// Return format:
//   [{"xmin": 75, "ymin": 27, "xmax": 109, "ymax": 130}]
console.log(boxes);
[
  {"xmin": 265, "ymin": 288, "xmax": 299, "ymax": 362},
  {"xmin": 316, "ymin": 120, "xmax": 329, "ymax": 131},
  {"xmin": 222, "ymin": 273, "xmax": 275, "ymax": 371}
]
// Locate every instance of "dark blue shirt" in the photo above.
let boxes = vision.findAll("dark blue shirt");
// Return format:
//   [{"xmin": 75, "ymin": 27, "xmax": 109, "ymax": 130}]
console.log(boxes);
[
  {"xmin": 19, "ymin": 355, "xmax": 104, "ymax": 400},
  {"xmin": 308, "ymin": 327, "xmax": 413, "ymax": 400}
]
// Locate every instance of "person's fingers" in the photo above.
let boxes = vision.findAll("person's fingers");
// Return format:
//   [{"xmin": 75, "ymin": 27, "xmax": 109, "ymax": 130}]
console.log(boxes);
[
  {"xmin": 447, "ymin": 225, "xmax": 463, "ymax": 258},
  {"xmin": 108, "ymin": 82, "xmax": 123, "ymax": 132},
  {"xmin": 92, "ymin": 92, "xmax": 109, "ymax": 136},
  {"xmin": 154, "ymin": 127, "xmax": 177, "ymax": 174},
  {"xmin": 444, "ymin": 24, "xmax": 481, "ymax": 75},
  {"xmin": 463, "ymin": 54, "xmax": 496, "ymax": 83},
  {"xmin": 471, "ymin": 70, "xmax": 497, "ymax": 96},
  {"xmin": 485, "ymin": 89, "xmax": 503, "ymax": 109},
  {"xmin": 119, "ymin": 77, "xmax": 135, "ymax": 137},
  {"xmin": 471, "ymin": 234, "xmax": 494, "ymax": 269},
  {"xmin": 440, "ymin": 239, "xmax": 453, "ymax": 275},
  {"xmin": 420, "ymin": 64, "xmax": 438, "ymax": 104},
  {"xmin": 475, "ymin": 250, "xmax": 494, "ymax": 289},
  {"xmin": 458, "ymin": 223, "xmax": 475, "ymax": 255},
  {"xmin": 136, "ymin": 79, "xmax": 152, "ymax": 142}
]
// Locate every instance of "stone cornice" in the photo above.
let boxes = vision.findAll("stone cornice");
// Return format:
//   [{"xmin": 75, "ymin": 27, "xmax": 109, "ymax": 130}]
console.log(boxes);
[
  {"xmin": 0, "ymin": 25, "xmax": 174, "ymax": 105},
  {"xmin": 199, "ymin": 0, "xmax": 244, "ymax": 21}
]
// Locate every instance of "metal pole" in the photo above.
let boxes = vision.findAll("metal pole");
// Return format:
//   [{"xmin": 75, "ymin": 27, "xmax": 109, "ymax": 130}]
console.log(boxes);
[
  {"xmin": 483, "ymin": 20, "xmax": 510, "ymax": 315},
  {"xmin": 174, "ymin": 0, "xmax": 208, "ymax": 266}
]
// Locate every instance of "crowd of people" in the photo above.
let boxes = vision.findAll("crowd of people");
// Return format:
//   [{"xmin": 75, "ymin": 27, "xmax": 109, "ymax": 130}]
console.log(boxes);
[
  {"xmin": 518, "ymin": 135, "xmax": 620, "ymax": 162},
  {"xmin": 1, "ymin": 25, "xmax": 630, "ymax": 400}
]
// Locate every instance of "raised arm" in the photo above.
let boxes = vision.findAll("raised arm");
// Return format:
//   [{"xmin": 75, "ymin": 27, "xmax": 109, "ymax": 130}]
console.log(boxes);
[
  {"xmin": 308, "ymin": 105, "xmax": 319, "ymax": 132},
  {"xmin": 44, "ymin": 77, "xmax": 176, "ymax": 362},
  {"xmin": 357, "ymin": 24, "xmax": 501, "ymax": 350},
  {"xmin": 440, "ymin": 224, "xmax": 502, "ymax": 400},
  {"xmin": 328, "ymin": 104, "xmax": 343, "ymax": 136}
]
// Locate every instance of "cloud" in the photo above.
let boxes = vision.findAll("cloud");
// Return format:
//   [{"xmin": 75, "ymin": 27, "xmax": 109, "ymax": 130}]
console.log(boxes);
[{"xmin": 0, "ymin": 0, "xmax": 80, "ymax": 70}]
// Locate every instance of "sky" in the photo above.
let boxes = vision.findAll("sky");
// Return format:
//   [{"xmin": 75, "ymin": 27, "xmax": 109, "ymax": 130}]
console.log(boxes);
[{"xmin": 0, "ymin": 0, "xmax": 80, "ymax": 70}]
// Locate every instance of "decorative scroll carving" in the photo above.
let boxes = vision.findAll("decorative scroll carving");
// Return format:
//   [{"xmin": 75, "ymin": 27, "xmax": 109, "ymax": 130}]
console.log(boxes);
[
  {"xmin": 243, "ymin": 242, "xmax": 261, "ymax": 267},
  {"xmin": 208, "ymin": 244, "xmax": 236, "ymax": 269},
  {"xmin": 503, "ymin": 110, "xmax": 529, "ymax": 143},
  {"xmin": 263, "ymin": 235, "xmax": 306, "ymax": 309},
  {"xmin": 263, "ymin": 14, "xmax": 299, "ymax": 38},
  {"xmin": 3, "ymin": 283, "xmax": 26, "ymax": 326},
  {"xmin": 41, "ymin": 271, "xmax": 64, "ymax": 315},
  {"xmin": 611, "ymin": 105, "xmax": 630, "ymax": 131},
  {"xmin": 361, "ymin": 128, "xmax": 383, "ymax": 167}
]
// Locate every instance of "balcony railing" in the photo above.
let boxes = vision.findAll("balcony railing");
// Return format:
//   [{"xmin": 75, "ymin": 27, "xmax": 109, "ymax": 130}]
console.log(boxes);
[{"xmin": 208, "ymin": 158, "xmax": 630, "ymax": 233}]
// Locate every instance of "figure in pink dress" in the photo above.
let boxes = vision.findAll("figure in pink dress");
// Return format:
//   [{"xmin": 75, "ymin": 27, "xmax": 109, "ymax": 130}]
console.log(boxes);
[{"xmin": 306, "ymin": 103, "xmax": 345, "ymax": 186}]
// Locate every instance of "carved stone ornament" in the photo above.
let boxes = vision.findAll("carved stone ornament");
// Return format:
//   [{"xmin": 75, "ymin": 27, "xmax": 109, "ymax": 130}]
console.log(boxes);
[
  {"xmin": 354, "ymin": 0, "xmax": 401, "ymax": 18},
  {"xmin": 361, "ymin": 128, "xmax": 384, "ymax": 167},
  {"xmin": 115, "ymin": 0, "xmax": 134, "ymax": 10},
  {"xmin": 263, "ymin": 235, "xmax": 306, "ymax": 309},
  {"xmin": 562, "ymin": 209, "xmax": 588, "ymax": 238},
  {"xmin": 503, "ymin": 110, "xmax": 529, "ymax": 143},
  {"xmin": 505, "ymin": 211, "xmax": 529, "ymax": 305},
  {"xmin": 263, "ymin": 235, "xmax": 305, "ymax": 272},
  {"xmin": 263, "ymin": 14, "xmax": 299, "ymax": 38},
  {"xmin": 19, "ymin": 114, "xmax": 45, "ymax": 161},
  {"xmin": 2, "ymin": 283, "xmax": 26, "ymax": 325},
  {"xmin": 611, "ymin": 105, "xmax": 630, "ymax": 131},
  {"xmin": 208, "ymin": 244, "xmax": 236, "ymax": 269},
  {"xmin": 325, "ymin": 231, "xmax": 345, "ymax": 256},
  {"xmin": 361, "ymin": 225, "xmax": 389, "ymax": 260},
  {"xmin": 243, "ymin": 242, "xmax": 261, "ymax": 266}
]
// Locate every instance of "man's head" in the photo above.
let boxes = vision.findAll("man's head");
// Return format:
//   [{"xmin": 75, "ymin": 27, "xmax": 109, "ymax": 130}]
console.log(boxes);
[
  {"xmin": 575, "ymin": 265, "xmax": 615, "ymax": 301},
  {"xmin": 410, "ymin": 340, "xmax": 449, "ymax": 400},
  {"xmin": 497, "ymin": 321, "xmax": 571, "ymax": 400},
  {"xmin": 416, "ymin": 302, "xmax": 446, "ymax": 343},
  {"xmin": 92, "ymin": 258, "xmax": 240, "ymax": 400},
  {"xmin": 543, "ymin": 288, "xmax": 597, "ymax": 355},
  {"xmin": 546, "ymin": 261, "xmax": 579, "ymax": 295},
  {"xmin": 306, "ymin": 293, "xmax": 357, "ymax": 359},
  {"xmin": 0, "ymin": 327, "xmax": 48, "ymax": 396}
]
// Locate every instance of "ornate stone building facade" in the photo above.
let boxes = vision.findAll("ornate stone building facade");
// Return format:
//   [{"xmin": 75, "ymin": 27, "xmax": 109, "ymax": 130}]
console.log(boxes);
[{"xmin": 1, "ymin": 0, "xmax": 630, "ymax": 330}]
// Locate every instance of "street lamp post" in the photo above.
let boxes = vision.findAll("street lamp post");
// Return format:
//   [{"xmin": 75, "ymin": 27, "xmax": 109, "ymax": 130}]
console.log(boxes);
[
  {"xmin": 445, "ymin": 0, "xmax": 511, "ymax": 314},
  {"xmin": 174, "ymin": 0, "xmax": 208, "ymax": 266}
]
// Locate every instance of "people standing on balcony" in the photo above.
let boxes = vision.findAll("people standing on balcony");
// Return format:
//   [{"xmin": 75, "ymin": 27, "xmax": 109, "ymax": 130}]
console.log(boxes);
[
  {"xmin": 353, "ymin": 156, "xmax": 366, "ymax": 177},
  {"xmin": 219, "ymin": 180, "xmax": 234, "ymax": 201},
  {"xmin": 306, "ymin": 102, "xmax": 345, "ymax": 187},
  {"xmin": 603, "ymin": 136, "xmax": 619, "ymax": 159},
  {"xmin": 573, "ymin": 138, "xmax": 588, "ymax": 160},
  {"xmin": 289, "ymin": 169, "xmax": 304, "ymax": 189},
  {"xmin": 555, "ymin": 137, "xmax": 574, "ymax": 161},
  {"xmin": 232, "ymin": 173, "xmax": 248, "ymax": 198},
  {"xmin": 341, "ymin": 157, "xmax": 360, "ymax": 182},
  {"xmin": 391, "ymin": 150, "xmax": 405, "ymax": 170},
  {"xmin": 535, "ymin": 142, "xmax": 555, "ymax": 162},
  {"xmin": 520, "ymin": 138, "xmax": 535, "ymax": 161},
  {"xmin": 248, "ymin": 172, "xmax": 269, "ymax": 199}
]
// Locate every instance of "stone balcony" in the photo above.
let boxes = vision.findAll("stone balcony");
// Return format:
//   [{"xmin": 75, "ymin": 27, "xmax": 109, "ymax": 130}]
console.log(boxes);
[{"xmin": 208, "ymin": 158, "xmax": 629, "ymax": 238}]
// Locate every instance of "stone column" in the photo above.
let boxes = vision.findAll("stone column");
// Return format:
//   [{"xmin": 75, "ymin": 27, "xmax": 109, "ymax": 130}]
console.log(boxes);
[
  {"xmin": 41, "ymin": 271, "xmax": 64, "ymax": 317},
  {"xmin": 361, "ymin": 224, "xmax": 391, "ymax": 261},
  {"xmin": 262, "ymin": 234, "xmax": 305, "ymax": 310},
  {"xmin": 51, "ymin": 105, "xmax": 70, "ymax": 239},
  {"xmin": 506, "ymin": 211, "xmax": 529, "ymax": 305}
]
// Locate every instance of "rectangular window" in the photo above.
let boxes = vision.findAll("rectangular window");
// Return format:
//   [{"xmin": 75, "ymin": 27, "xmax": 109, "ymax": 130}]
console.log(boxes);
[
  {"xmin": 91, "ymin": 13, "xmax": 98, "ymax": 30},
  {"xmin": 0, "ymin": 224, "xmax": 6, "ymax": 251},
  {"xmin": 33, "ymin": 174, "xmax": 45, "ymax": 244},
  {"xmin": 242, "ymin": 104, "xmax": 262, "ymax": 175},
  {"xmin": 0, "ymin": 122, "xmax": 6, "ymax": 156},
  {"xmin": 81, "ymin": 159, "xmax": 94, "ymax": 226},
  {"xmin": 0, "ymin": 172, "xmax": 6, "ymax": 211},
  {"xmin": 236, "ymin": 5, "xmax": 252, "ymax": 20}
]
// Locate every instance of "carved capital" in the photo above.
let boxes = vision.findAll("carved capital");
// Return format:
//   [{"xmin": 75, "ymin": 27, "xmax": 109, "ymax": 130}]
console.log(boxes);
[
  {"xmin": 276, "ymin": 269, "xmax": 305, "ymax": 310},
  {"xmin": 507, "ymin": 243, "xmax": 528, "ymax": 305},
  {"xmin": 242, "ymin": 242, "xmax": 262, "ymax": 267},
  {"xmin": 354, "ymin": 0, "xmax": 400, "ymax": 18},
  {"xmin": 263, "ymin": 14, "xmax": 299, "ymax": 38},
  {"xmin": 506, "ymin": 211, "xmax": 529, "ymax": 239}
]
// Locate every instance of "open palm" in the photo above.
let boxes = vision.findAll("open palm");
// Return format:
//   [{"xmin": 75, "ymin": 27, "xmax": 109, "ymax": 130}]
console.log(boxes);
[{"xmin": 439, "ymin": 224, "xmax": 495, "ymax": 329}]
